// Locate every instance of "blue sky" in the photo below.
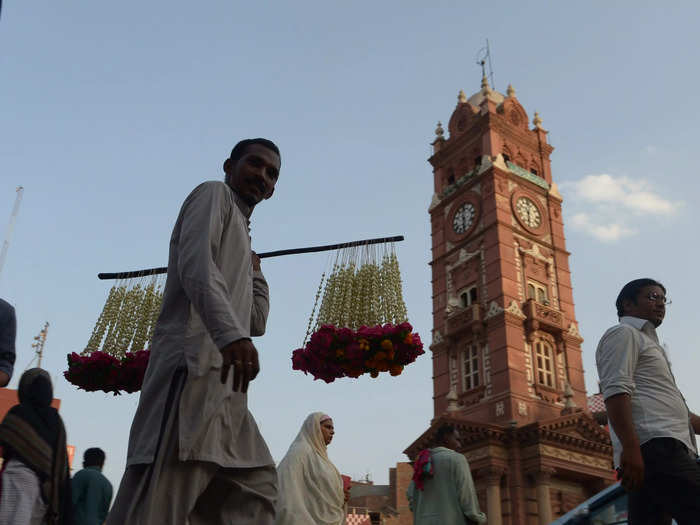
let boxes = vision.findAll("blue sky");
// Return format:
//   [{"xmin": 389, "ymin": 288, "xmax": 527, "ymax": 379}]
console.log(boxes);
[{"xmin": 2, "ymin": 2, "xmax": 699, "ymax": 487}]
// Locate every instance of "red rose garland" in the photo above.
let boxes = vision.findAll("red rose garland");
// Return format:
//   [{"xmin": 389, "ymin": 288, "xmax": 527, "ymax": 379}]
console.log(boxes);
[
  {"xmin": 64, "ymin": 350, "xmax": 150, "ymax": 395},
  {"xmin": 292, "ymin": 322, "xmax": 424, "ymax": 383}
]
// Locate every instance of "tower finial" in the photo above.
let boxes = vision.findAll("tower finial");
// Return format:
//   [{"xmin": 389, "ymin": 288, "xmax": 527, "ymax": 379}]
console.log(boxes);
[
  {"xmin": 533, "ymin": 111, "xmax": 543, "ymax": 129},
  {"xmin": 481, "ymin": 72, "xmax": 490, "ymax": 90},
  {"xmin": 458, "ymin": 90, "xmax": 467, "ymax": 103},
  {"xmin": 435, "ymin": 121, "xmax": 444, "ymax": 139},
  {"xmin": 507, "ymin": 84, "xmax": 516, "ymax": 97},
  {"xmin": 446, "ymin": 387, "xmax": 460, "ymax": 413},
  {"xmin": 560, "ymin": 382, "xmax": 578, "ymax": 415}
]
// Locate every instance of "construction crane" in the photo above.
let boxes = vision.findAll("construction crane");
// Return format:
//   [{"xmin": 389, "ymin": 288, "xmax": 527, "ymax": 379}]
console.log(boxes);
[
  {"xmin": 31, "ymin": 322, "xmax": 49, "ymax": 368},
  {"xmin": 0, "ymin": 186, "xmax": 23, "ymax": 284}
]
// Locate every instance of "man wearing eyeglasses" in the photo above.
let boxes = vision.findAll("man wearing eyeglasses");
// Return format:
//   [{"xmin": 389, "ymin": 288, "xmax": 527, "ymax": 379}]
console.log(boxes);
[{"xmin": 596, "ymin": 278, "xmax": 700, "ymax": 524}]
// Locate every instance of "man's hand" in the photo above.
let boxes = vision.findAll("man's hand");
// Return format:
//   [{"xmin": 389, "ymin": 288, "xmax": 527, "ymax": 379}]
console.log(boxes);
[
  {"xmin": 220, "ymin": 339, "xmax": 260, "ymax": 393},
  {"xmin": 619, "ymin": 446, "xmax": 645, "ymax": 492},
  {"xmin": 252, "ymin": 251, "xmax": 261, "ymax": 271},
  {"xmin": 0, "ymin": 371, "xmax": 9, "ymax": 387}
]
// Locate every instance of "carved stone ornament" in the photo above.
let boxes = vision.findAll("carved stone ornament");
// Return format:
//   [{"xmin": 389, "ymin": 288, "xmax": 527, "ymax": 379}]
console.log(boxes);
[
  {"xmin": 518, "ymin": 243, "xmax": 552, "ymax": 264},
  {"xmin": 567, "ymin": 323, "xmax": 582, "ymax": 339},
  {"xmin": 484, "ymin": 301, "xmax": 504, "ymax": 319},
  {"xmin": 428, "ymin": 192, "xmax": 441, "ymax": 212},
  {"xmin": 495, "ymin": 401, "xmax": 505, "ymax": 417},
  {"xmin": 505, "ymin": 300, "xmax": 526, "ymax": 318},
  {"xmin": 518, "ymin": 401, "xmax": 528, "ymax": 416},
  {"xmin": 432, "ymin": 330, "xmax": 444, "ymax": 345},
  {"xmin": 492, "ymin": 153, "xmax": 508, "ymax": 171},
  {"xmin": 477, "ymin": 155, "xmax": 494, "ymax": 176}
]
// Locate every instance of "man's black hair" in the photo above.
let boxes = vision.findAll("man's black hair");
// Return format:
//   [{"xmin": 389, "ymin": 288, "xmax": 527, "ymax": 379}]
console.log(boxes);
[
  {"xmin": 229, "ymin": 138, "xmax": 280, "ymax": 165},
  {"xmin": 83, "ymin": 447, "xmax": 106, "ymax": 467},
  {"xmin": 434, "ymin": 423, "xmax": 456, "ymax": 445},
  {"xmin": 615, "ymin": 278, "xmax": 666, "ymax": 317}
]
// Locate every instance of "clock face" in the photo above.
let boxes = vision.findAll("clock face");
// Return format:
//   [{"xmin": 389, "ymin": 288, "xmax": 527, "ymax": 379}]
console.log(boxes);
[
  {"xmin": 452, "ymin": 203, "xmax": 475, "ymax": 234},
  {"xmin": 515, "ymin": 197, "xmax": 542, "ymax": 228}
]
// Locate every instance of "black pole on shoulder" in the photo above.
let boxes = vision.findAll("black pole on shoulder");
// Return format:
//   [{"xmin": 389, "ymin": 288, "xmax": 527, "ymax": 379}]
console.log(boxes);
[{"xmin": 97, "ymin": 235, "xmax": 405, "ymax": 280}]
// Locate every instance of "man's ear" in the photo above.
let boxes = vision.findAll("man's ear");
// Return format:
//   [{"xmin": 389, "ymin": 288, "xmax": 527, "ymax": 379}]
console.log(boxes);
[
  {"xmin": 620, "ymin": 297, "xmax": 635, "ymax": 315},
  {"xmin": 264, "ymin": 186, "xmax": 275, "ymax": 200},
  {"xmin": 223, "ymin": 158, "xmax": 232, "ymax": 175}
]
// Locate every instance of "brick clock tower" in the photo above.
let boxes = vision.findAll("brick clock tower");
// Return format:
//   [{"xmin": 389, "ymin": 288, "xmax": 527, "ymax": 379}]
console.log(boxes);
[{"xmin": 404, "ymin": 78, "xmax": 615, "ymax": 525}]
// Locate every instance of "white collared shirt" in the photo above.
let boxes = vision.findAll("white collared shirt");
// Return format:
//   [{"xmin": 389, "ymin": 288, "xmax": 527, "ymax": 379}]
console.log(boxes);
[{"xmin": 596, "ymin": 316, "xmax": 696, "ymax": 466}]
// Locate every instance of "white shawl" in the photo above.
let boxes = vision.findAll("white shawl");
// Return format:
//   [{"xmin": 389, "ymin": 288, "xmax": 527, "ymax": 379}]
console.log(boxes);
[{"xmin": 275, "ymin": 412, "xmax": 345, "ymax": 525}]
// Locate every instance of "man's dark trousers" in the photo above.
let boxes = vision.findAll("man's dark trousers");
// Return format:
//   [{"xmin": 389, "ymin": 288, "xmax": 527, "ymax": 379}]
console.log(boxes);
[{"xmin": 628, "ymin": 437, "xmax": 700, "ymax": 525}]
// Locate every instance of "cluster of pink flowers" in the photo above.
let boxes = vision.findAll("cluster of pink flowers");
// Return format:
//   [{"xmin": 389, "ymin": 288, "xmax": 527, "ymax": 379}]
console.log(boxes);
[
  {"xmin": 64, "ymin": 350, "xmax": 150, "ymax": 395},
  {"xmin": 291, "ymin": 322, "xmax": 424, "ymax": 383}
]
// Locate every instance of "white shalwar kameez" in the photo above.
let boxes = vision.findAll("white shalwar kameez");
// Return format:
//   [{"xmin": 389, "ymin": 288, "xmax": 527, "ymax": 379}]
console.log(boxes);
[{"xmin": 106, "ymin": 181, "xmax": 276, "ymax": 525}]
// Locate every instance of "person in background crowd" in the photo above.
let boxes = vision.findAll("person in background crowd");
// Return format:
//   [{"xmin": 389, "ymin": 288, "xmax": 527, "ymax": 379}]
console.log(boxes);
[
  {"xmin": 0, "ymin": 298, "xmax": 17, "ymax": 387},
  {"xmin": 0, "ymin": 368, "xmax": 71, "ymax": 525},
  {"xmin": 275, "ymin": 413, "xmax": 348, "ymax": 524},
  {"xmin": 407, "ymin": 423, "xmax": 486, "ymax": 524},
  {"xmin": 71, "ymin": 448, "xmax": 112, "ymax": 525}
]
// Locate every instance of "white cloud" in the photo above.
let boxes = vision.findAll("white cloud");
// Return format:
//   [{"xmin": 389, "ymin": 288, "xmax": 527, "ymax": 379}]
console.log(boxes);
[
  {"xmin": 570, "ymin": 213, "xmax": 635, "ymax": 242},
  {"xmin": 561, "ymin": 174, "xmax": 682, "ymax": 243},
  {"xmin": 568, "ymin": 174, "xmax": 680, "ymax": 215}
]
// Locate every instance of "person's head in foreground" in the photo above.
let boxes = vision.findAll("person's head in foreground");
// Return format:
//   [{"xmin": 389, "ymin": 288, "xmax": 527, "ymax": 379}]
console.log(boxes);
[
  {"xmin": 434, "ymin": 423, "xmax": 461, "ymax": 450},
  {"xmin": 83, "ymin": 447, "xmax": 106, "ymax": 470},
  {"xmin": 615, "ymin": 278, "xmax": 667, "ymax": 327},
  {"xmin": 223, "ymin": 138, "xmax": 281, "ymax": 208}
]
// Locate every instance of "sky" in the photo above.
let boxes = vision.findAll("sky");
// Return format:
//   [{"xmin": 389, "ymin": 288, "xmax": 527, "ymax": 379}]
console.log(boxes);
[{"xmin": 2, "ymin": 2, "xmax": 700, "ymax": 489}]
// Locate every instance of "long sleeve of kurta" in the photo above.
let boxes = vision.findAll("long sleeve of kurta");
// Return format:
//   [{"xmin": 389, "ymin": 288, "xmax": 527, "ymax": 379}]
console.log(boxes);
[
  {"xmin": 176, "ymin": 183, "xmax": 250, "ymax": 349},
  {"xmin": 250, "ymin": 271, "xmax": 269, "ymax": 337}
]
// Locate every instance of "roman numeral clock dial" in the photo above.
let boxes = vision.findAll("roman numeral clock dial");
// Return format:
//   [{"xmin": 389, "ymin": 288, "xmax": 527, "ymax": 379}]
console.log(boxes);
[
  {"xmin": 515, "ymin": 197, "xmax": 541, "ymax": 228},
  {"xmin": 452, "ymin": 203, "xmax": 475, "ymax": 234}
]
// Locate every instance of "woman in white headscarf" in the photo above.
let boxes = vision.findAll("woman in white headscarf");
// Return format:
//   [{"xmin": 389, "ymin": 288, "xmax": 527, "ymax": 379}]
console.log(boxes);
[{"xmin": 275, "ymin": 412, "xmax": 347, "ymax": 525}]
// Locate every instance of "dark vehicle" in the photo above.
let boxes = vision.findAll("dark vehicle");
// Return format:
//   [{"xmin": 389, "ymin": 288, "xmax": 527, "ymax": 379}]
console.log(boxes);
[
  {"xmin": 551, "ymin": 483, "xmax": 628, "ymax": 524},
  {"xmin": 551, "ymin": 483, "xmax": 678, "ymax": 525}
]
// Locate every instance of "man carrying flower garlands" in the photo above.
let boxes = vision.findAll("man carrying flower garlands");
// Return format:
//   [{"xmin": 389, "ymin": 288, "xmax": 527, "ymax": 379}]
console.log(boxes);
[
  {"xmin": 407, "ymin": 423, "xmax": 487, "ymax": 524},
  {"xmin": 106, "ymin": 138, "xmax": 281, "ymax": 525}
]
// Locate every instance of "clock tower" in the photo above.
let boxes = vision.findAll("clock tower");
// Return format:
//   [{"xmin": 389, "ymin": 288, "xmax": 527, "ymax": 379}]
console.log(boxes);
[
  {"xmin": 427, "ymin": 76, "xmax": 586, "ymax": 425},
  {"xmin": 404, "ymin": 77, "xmax": 615, "ymax": 524}
]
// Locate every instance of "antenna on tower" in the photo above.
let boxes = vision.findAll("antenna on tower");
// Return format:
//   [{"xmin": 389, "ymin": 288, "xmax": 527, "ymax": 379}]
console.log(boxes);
[
  {"xmin": 475, "ymin": 39, "xmax": 495, "ymax": 90},
  {"xmin": 0, "ymin": 186, "xmax": 24, "ymax": 286}
]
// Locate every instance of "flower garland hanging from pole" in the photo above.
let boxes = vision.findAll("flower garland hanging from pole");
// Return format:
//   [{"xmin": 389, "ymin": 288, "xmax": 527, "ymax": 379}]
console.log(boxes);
[{"xmin": 292, "ymin": 241, "xmax": 424, "ymax": 383}]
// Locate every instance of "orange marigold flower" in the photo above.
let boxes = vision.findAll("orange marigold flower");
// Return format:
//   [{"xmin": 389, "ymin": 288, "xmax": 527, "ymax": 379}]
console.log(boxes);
[
  {"xmin": 390, "ymin": 364, "xmax": 404, "ymax": 376},
  {"xmin": 375, "ymin": 351, "xmax": 387, "ymax": 361},
  {"xmin": 335, "ymin": 349, "xmax": 344, "ymax": 358},
  {"xmin": 380, "ymin": 339, "xmax": 394, "ymax": 351},
  {"xmin": 376, "ymin": 361, "xmax": 391, "ymax": 372},
  {"xmin": 403, "ymin": 333, "xmax": 413, "ymax": 344}
]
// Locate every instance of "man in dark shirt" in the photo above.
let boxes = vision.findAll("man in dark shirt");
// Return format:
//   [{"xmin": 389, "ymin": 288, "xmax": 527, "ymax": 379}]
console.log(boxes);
[
  {"xmin": 71, "ymin": 448, "xmax": 113, "ymax": 525},
  {"xmin": 0, "ymin": 298, "xmax": 16, "ymax": 387}
]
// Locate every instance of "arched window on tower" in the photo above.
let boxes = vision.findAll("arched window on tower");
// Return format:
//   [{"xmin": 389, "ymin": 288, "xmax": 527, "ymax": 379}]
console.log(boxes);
[
  {"xmin": 534, "ymin": 340, "xmax": 555, "ymax": 388},
  {"xmin": 459, "ymin": 285, "xmax": 478, "ymax": 308},
  {"xmin": 502, "ymin": 153, "xmax": 511, "ymax": 163},
  {"xmin": 462, "ymin": 343, "xmax": 480, "ymax": 391},
  {"xmin": 527, "ymin": 280, "xmax": 549, "ymax": 305}
]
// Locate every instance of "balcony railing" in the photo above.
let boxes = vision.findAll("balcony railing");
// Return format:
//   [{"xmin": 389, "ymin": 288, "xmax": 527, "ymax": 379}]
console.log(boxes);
[{"xmin": 524, "ymin": 298, "xmax": 563, "ymax": 333}]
